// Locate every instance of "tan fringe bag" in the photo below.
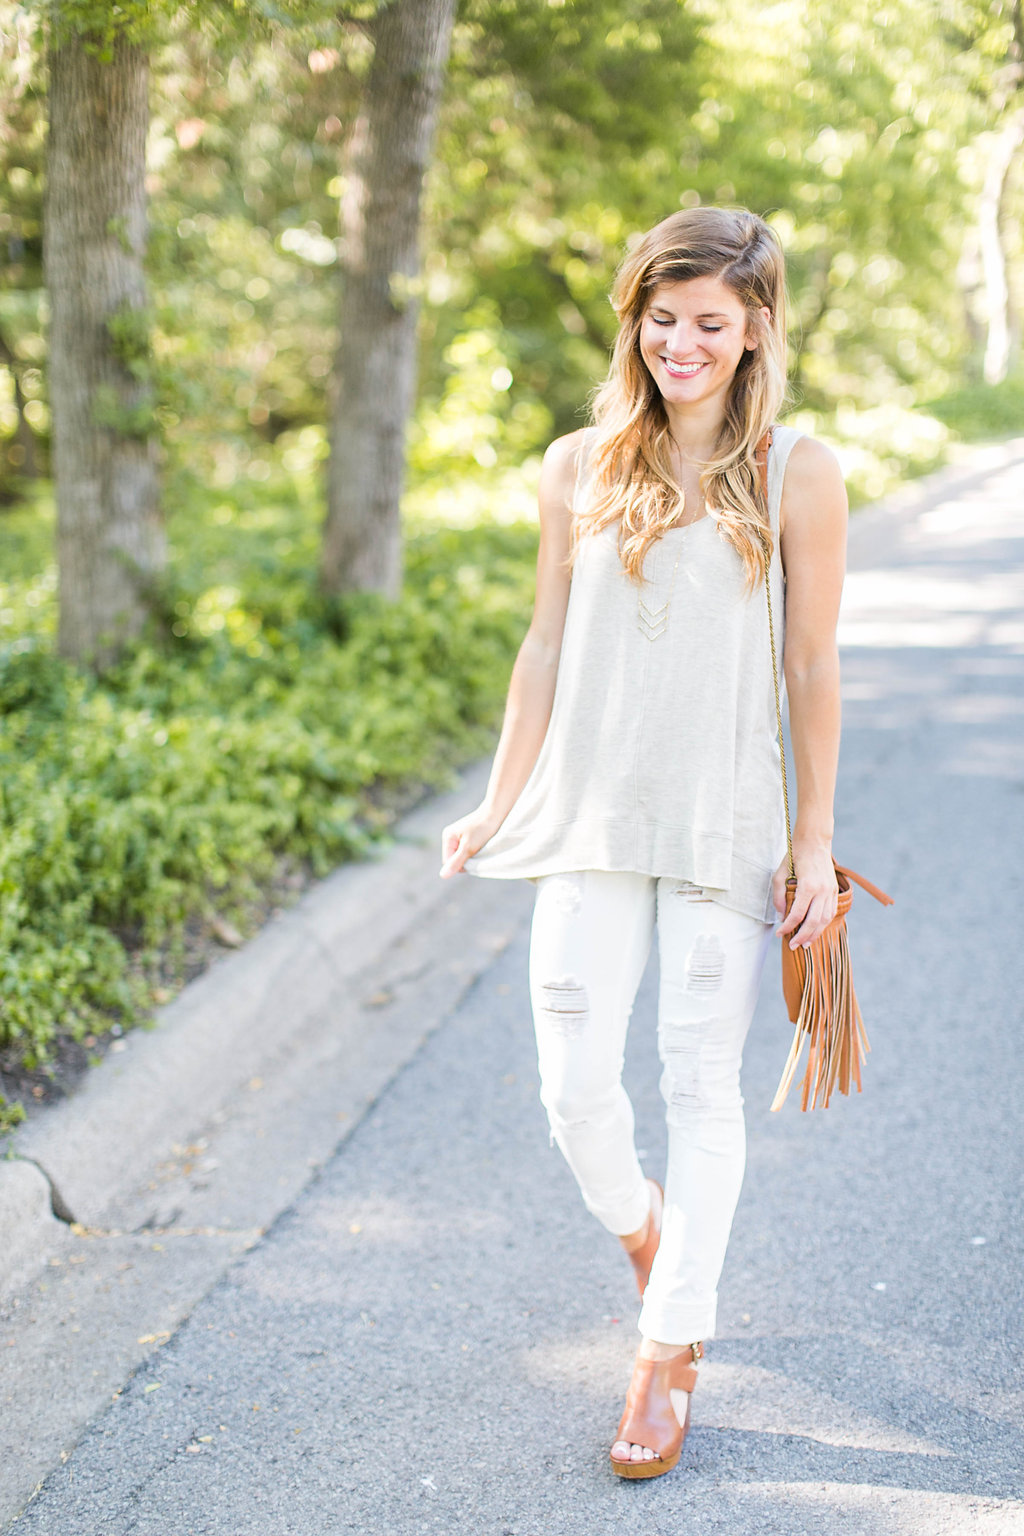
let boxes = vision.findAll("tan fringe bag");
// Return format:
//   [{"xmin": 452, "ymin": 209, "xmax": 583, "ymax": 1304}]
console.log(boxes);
[{"xmin": 757, "ymin": 431, "xmax": 893, "ymax": 1112}]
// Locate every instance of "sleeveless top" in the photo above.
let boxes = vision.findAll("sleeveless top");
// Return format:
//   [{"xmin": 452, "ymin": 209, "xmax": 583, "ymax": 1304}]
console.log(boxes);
[{"xmin": 464, "ymin": 424, "xmax": 802, "ymax": 923}]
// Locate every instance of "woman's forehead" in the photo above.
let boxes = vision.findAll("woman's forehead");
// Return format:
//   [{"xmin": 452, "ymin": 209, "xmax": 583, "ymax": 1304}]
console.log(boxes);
[{"xmin": 646, "ymin": 275, "xmax": 744, "ymax": 314}]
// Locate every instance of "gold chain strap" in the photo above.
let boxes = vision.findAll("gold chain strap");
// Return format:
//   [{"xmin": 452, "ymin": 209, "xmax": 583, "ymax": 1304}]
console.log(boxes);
[{"xmin": 757, "ymin": 430, "xmax": 795, "ymax": 882}]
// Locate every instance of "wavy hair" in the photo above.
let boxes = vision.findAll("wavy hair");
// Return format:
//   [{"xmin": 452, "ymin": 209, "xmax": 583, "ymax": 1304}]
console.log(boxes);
[{"xmin": 573, "ymin": 207, "xmax": 789, "ymax": 586}]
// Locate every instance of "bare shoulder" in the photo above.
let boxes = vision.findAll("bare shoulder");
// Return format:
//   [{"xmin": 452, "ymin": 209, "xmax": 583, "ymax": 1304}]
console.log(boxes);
[
  {"xmin": 780, "ymin": 433, "xmax": 847, "ymax": 536},
  {"xmin": 783, "ymin": 434, "xmax": 847, "ymax": 503},
  {"xmin": 538, "ymin": 427, "xmax": 591, "ymax": 522}
]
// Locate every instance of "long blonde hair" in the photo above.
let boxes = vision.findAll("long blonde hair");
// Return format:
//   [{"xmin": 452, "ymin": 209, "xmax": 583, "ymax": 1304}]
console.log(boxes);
[{"xmin": 574, "ymin": 207, "xmax": 789, "ymax": 586}]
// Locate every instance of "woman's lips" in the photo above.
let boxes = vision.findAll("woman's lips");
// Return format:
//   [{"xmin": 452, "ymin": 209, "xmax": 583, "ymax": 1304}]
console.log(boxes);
[{"xmin": 661, "ymin": 358, "xmax": 707, "ymax": 379}]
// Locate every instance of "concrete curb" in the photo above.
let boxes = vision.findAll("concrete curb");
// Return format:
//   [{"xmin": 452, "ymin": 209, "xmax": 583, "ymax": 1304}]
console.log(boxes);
[
  {"xmin": 0, "ymin": 1159, "xmax": 63, "ymax": 1299},
  {"xmin": 0, "ymin": 759, "xmax": 493, "ymax": 1296}
]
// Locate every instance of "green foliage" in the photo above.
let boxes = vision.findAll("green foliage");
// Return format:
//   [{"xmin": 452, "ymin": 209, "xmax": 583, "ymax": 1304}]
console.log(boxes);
[
  {"xmin": 3, "ymin": 0, "xmax": 1020, "ymax": 502},
  {"xmin": 789, "ymin": 400, "xmax": 951, "ymax": 505},
  {"xmin": 104, "ymin": 302, "xmax": 152, "ymax": 372},
  {"xmin": 28, "ymin": 0, "xmax": 353, "ymax": 53},
  {"xmin": 30, "ymin": 0, "xmax": 181, "ymax": 52},
  {"xmin": 92, "ymin": 302, "xmax": 159, "ymax": 438},
  {"xmin": 923, "ymin": 371, "xmax": 1024, "ymax": 439},
  {"xmin": 421, "ymin": 0, "xmax": 704, "ymax": 447},
  {"xmin": 690, "ymin": 0, "xmax": 973, "ymax": 409},
  {"xmin": 0, "ymin": 10, "xmax": 47, "ymax": 496},
  {"xmin": 0, "ymin": 465, "xmax": 537, "ymax": 1109}
]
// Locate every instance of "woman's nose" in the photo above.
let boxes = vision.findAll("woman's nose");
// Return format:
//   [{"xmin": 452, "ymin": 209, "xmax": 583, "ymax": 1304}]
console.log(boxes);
[{"xmin": 666, "ymin": 324, "xmax": 700, "ymax": 356}]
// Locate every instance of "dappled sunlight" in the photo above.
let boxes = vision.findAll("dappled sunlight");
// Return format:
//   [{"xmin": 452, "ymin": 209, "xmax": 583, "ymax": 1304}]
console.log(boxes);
[
  {"xmin": 516, "ymin": 1328, "xmax": 1017, "ymax": 1511},
  {"xmin": 836, "ymin": 450, "xmax": 1024, "ymax": 788},
  {"xmin": 404, "ymin": 458, "xmax": 543, "ymax": 529},
  {"xmin": 521, "ymin": 1331, "xmax": 951, "ymax": 1459},
  {"xmin": 839, "ymin": 568, "xmax": 1024, "ymax": 651},
  {"xmin": 700, "ymin": 1360, "xmax": 949, "ymax": 1455},
  {"xmin": 840, "ymin": 459, "xmax": 1024, "ymax": 655},
  {"xmin": 735, "ymin": 1484, "xmax": 1024, "ymax": 1533},
  {"xmin": 793, "ymin": 404, "xmax": 951, "ymax": 504}
]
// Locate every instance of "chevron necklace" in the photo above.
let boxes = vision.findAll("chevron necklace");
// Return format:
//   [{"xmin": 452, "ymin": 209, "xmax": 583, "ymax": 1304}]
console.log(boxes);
[{"xmin": 636, "ymin": 492, "xmax": 705, "ymax": 641}]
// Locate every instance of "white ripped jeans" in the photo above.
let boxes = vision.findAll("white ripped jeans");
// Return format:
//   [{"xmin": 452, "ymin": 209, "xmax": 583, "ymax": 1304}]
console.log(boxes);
[{"xmin": 529, "ymin": 869, "xmax": 773, "ymax": 1345}]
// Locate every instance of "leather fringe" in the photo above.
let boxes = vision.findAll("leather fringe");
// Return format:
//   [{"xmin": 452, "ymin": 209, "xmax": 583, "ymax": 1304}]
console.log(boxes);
[{"xmin": 770, "ymin": 915, "xmax": 870, "ymax": 1112}]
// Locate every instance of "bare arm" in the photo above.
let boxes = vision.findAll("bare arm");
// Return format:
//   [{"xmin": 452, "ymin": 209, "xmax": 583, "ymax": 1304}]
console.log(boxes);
[
  {"xmin": 439, "ymin": 429, "xmax": 585, "ymax": 877},
  {"xmin": 773, "ymin": 435, "xmax": 848, "ymax": 947}
]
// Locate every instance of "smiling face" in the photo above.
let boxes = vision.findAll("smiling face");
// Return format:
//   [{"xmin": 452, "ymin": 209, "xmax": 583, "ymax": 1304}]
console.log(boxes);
[{"xmin": 638, "ymin": 274, "xmax": 767, "ymax": 416}]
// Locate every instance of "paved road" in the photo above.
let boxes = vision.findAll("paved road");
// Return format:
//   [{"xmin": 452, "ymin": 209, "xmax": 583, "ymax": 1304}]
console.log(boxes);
[{"xmin": 8, "ymin": 447, "xmax": 1024, "ymax": 1535}]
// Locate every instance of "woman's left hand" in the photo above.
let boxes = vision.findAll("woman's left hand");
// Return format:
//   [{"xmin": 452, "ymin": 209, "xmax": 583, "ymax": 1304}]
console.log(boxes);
[{"xmin": 773, "ymin": 843, "xmax": 839, "ymax": 949}]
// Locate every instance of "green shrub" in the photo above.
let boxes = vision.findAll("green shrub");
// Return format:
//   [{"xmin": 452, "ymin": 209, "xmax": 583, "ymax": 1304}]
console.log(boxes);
[
  {"xmin": 0, "ymin": 473, "xmax": 537, "ymax": 1127},
  {"xmin": 923, "ymin": 373, "xmax": 1024, "ymax": 442}
]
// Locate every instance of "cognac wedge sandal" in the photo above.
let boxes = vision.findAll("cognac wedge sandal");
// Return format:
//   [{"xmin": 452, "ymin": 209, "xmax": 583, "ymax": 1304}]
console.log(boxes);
[{"xmin": 609, "ymin": 1341, "xmax": 702, "ymax": 1480}]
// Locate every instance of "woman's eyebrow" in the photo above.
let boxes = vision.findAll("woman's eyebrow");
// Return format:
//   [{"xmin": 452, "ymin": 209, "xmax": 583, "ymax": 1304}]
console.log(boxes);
[{"xmin": 648, "ymin": 306, "xmax": 733, "ymax": 320}]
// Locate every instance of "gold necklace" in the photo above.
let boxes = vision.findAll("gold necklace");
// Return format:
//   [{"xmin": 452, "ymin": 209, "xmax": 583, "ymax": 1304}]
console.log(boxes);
[
  {"xmin": 636, "ymin": 479, "xmax": 706, "ymax": 640},
  {"xmin": 637, "ymin": 538, "xmax": 685, "ymax": 641}
]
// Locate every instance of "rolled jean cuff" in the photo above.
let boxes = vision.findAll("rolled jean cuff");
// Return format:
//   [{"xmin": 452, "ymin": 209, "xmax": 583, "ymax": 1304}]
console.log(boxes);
[
  {"xmin": 637, "ymin": 1292, "xmax": 717, "ymax": 1345},
  {"xmin": 584, "ymin": 1180, "xmax": 651, "ymax": 1238}
]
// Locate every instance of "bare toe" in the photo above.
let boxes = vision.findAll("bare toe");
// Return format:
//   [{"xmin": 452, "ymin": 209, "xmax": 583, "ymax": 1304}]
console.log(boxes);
[{"xmin": 611, "ymin": 1437, "xmax": 660, "ymax": 1466}]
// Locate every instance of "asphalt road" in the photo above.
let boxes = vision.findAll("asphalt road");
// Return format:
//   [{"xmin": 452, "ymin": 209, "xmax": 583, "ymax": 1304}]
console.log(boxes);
[{"xmin": 7, "ymin": 446, "xmax": 1024, "ymax": 1535}]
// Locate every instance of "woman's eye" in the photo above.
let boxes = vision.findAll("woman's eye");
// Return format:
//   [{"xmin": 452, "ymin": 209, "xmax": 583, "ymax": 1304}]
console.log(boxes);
[{"xmin": 648, "ymin": 318, "xmax": 723, "ymax": 331}]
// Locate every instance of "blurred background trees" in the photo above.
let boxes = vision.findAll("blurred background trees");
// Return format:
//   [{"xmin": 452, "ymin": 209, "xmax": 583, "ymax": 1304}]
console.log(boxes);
[
  {"xmin": 950, "ymin": 0, "xmax": 1024, "ymax": 383},
  {"xmin": 2, "ymin": 0, "xmax": 1020, "ymax": 631}
]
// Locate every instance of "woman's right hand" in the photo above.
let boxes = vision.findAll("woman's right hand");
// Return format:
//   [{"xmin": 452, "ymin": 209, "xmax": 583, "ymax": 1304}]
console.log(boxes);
[{"xmin": 439, "ymin": 808, "xmax": 502, "ymax": 879}]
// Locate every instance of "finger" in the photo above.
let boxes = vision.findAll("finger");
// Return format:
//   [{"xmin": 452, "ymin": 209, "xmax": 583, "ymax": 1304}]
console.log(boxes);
[
  {"xmin": 441, "ymin": 824, "xmax": 467, "ymax": 860},
  {"xmin": 440, "ymin": 831, "xmax": 472, "ymax": 879},
  {"xmin": 780, "ymin": 885, "xmax": 832, "ymax": 943},
  {"xmin": 777, "ymin": 895, "xmax": 808, "ymax": 938},
  {"xmin": 788, "ymin": 894, "xmax": 832, "ymax": 948}
]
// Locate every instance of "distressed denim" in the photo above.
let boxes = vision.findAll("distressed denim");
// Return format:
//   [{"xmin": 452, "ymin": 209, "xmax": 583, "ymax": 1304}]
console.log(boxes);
[{"xmin": 529, "ymin": 869, "xmax": 773, "ymax": 1344}]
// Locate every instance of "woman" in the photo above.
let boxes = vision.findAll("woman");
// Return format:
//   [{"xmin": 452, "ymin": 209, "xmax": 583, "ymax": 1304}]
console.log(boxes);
[{"xmin": 439, "ymin": 207, "xmax": 847, "ymax": 1479}]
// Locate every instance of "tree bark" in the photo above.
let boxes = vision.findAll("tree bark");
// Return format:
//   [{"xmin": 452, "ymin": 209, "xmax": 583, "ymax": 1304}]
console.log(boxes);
[
  {"xmin": 979, "ymin": 108, "xmax": 1024, "ymax": 385},
  {"xmin": 45, "ymin": 27, "xmax": 163, "ymax": 665},
  {"xmin": 322, "ymin": 0, "xmax": 456, "ymax": 599}
]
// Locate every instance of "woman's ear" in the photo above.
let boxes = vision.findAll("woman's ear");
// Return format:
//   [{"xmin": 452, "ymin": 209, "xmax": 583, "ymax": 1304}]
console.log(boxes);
[{"xmin": 745, "ymin": 305, "xmax": 772, "ymax": 351}]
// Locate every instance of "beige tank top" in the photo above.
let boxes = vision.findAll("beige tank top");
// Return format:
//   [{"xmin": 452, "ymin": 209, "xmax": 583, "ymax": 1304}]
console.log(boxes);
[{"xmin": 465, "ymin": 424, "xmax": 802, "ymax": 922}]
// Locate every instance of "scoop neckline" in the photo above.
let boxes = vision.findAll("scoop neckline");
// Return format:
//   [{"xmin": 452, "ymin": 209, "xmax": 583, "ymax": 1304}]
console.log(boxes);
[{"xmin": 662, "ymin": 512, "xmax": 715, "ymax": 535}]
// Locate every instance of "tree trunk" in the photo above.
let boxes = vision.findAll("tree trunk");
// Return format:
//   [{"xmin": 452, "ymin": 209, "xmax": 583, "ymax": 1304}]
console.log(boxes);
[
  {"xmin": 322, "ymin": 0, "xmax": 456, "ymax": 599},
  {"xmin": 979, "ymin": 108, "xmax": 1024, "ymax": 385},
  {"xmin": 45, "ymin": 27, "xmax": 163, "ymax": 665}
]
